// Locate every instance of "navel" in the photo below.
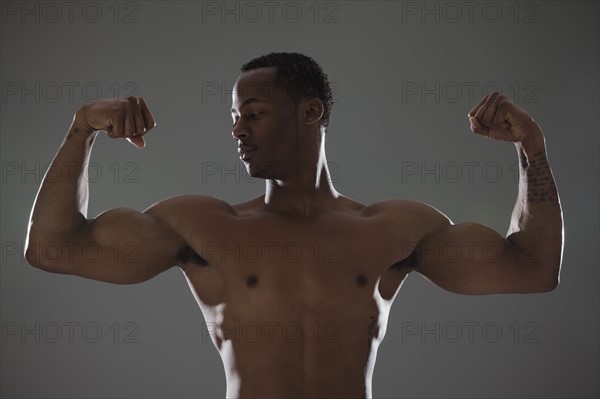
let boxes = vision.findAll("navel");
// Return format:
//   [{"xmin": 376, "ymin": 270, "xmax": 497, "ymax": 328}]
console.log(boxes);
[
  {"xmin": 356, "ymin": 273, "xmax": 367, "ymax": 287},
  {"xmin": 246, "ymin": 274, "xmax": 259, "ymax": 288}
]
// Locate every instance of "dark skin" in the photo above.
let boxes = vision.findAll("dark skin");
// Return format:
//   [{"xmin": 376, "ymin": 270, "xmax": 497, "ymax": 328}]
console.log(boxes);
[{"xmin": 25, "ymin": 67, "xmax": 563, "ymax": 398}]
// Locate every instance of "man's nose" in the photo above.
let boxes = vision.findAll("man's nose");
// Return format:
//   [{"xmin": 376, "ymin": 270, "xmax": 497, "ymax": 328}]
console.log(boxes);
[{"xmin": 232, "ymin": 122, "xmax": 249, "ymax": 141}]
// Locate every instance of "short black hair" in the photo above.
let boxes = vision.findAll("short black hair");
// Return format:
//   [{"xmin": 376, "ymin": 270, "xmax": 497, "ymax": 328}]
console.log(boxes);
[{"xmin": 240, "ymin": 52, "xmax": 333, "ymax": 130}]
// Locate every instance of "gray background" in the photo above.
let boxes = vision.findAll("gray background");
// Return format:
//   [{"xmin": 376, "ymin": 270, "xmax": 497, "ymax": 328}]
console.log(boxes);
[{"xmin": 1, "ymin": 1, "xmax": 598, "ymax": 398}]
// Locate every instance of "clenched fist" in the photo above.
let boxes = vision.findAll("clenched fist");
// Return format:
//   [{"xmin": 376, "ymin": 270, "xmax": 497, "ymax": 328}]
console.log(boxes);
[
  {"xmin": 468, "ymin": 92, "xmax": 542, "ymax": 148},
  {"xmin": 76, "ymin": 96, "xmax": 156, "ymax": 149}
]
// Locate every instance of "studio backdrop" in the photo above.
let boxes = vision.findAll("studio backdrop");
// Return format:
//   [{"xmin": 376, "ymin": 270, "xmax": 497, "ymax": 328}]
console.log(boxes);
[{"xmin": 1, "ymin": 1, "xmax": 598, "ymax": 398}]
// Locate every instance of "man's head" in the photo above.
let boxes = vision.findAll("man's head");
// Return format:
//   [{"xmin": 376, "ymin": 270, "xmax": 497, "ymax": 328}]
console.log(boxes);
[
  {"xmin": 231, "ymin": 52, "xmax": 333, "ymax": 180},
  {"xmin": 239, "ymin": 52, "xmax": 333, "ymax": 129}
]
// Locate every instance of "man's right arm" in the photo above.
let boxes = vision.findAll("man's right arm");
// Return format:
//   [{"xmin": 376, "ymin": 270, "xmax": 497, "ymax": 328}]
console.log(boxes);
[{"xmin": 25, "ymin": 97, "xmax": 187, "ymax": 284}]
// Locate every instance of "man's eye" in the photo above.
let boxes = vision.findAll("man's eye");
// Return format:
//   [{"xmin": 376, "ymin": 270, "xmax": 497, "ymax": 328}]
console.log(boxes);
[{"xmin": 232, "ymin": 112, "xmax": 262, "ymax": 126}]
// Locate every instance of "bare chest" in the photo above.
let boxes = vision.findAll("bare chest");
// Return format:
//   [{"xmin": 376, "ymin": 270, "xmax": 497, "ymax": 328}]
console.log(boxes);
[{"xmin": 178, "ymin": 213, "xmax": 416, "ymax": 327}]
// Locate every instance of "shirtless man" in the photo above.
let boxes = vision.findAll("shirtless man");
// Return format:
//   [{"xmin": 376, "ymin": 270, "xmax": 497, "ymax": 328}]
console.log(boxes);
[{"xmin": 25, "ymin": 52, "xmax": 563, "ymax": 398}]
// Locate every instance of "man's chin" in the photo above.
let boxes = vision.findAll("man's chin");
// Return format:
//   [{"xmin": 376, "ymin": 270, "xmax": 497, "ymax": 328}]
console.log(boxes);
[
  {"xmin": 245, "ymin": 164, "xmax": 267, "ymax": 180},
  {"xmin": 245, "ymin": 161, "xmax": 297, "ymax": 181},
  {"xmin": 245, "ymin": 161, "xmax": 274, "ymax": 179}
]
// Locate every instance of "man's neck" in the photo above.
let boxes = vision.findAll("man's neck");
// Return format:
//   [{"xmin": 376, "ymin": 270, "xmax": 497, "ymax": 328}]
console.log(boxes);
[{"xmin": 263, "ymin": 155, "xmax": 339, "ymax": 220}]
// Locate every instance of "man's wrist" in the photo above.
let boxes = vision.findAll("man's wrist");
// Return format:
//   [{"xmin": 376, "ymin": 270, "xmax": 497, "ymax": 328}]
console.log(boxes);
[
  {"xmin": 516, "ymin": 122, "xmax": 546, "ymax": 156},
  {"xmin": 73, "ymin": 105, "xmax": 98, "ymax": 135},
  {"xmin": 65, "ymin": 110, "xmax": 98, "ymax": 144}
]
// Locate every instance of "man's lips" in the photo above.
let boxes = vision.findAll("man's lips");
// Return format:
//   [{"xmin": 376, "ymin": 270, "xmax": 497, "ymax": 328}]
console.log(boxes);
[{"xmin": 238, "ymin": 147, "xmax": 256, "ymax": 160}]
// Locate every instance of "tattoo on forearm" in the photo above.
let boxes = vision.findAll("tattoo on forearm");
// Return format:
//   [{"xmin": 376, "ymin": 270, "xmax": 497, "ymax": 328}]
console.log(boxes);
[
  {"xmin": 524, "ymin": 151, "xmax": 558, "ymax": 203},
  {"xmin": 66, "ymin": 126, "xmax": 95, "ymax": 145},
  {"xmin": 66, "ymin": 127, "xmax": 79, "ymax": 140}
]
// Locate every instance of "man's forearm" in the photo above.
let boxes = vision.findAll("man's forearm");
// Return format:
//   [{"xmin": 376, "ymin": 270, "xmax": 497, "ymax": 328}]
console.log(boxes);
[
  {"xmin": 507, "ymin": 124, "xmax": 563, "ymax": 281},
  {"xmin": 26, "ymin": 110, "xmax": 97, "ymax": 242}
]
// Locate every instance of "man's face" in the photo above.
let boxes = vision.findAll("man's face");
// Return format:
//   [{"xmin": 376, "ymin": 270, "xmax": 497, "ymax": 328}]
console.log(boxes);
[{"xmin": 231, "ymin": 67, "xmax": 302, "ymax": 179}]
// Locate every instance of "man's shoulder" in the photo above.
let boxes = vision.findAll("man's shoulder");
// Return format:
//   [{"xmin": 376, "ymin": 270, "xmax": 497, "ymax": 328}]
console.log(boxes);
[
  {"xmin": 143, "ymin": 194, "xmax": 237, "ymax": 218},
  {"xmin": 362, "ymin": 198, "xmax": 452, "ymax": 231}
]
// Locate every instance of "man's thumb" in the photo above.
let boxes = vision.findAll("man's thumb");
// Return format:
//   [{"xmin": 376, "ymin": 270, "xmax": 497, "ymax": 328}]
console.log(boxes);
[{"xmin": 126, "ymin": 136, "xmax": 146, "ymax": 149}]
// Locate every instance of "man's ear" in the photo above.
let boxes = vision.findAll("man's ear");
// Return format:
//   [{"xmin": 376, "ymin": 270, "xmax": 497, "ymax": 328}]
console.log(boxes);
[{"xmin": 302, "ymin": 98, "xmax": 324, "ymax": 126}]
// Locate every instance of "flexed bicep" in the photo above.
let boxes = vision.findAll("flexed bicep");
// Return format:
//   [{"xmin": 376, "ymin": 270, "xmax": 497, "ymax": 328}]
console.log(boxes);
[
  {"xmin": 28, "ymin": 205, "xmax": 186, "ymax": 285},
  {"xmin": 413, "ymin": 222, "xmax": 549, "ymax": 295}
]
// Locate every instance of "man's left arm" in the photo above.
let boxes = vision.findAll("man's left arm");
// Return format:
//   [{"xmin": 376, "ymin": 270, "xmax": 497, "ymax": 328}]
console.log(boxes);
[{"xmin": 412, "ymin": 92, "xmax": 564, "ymax": 295}]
